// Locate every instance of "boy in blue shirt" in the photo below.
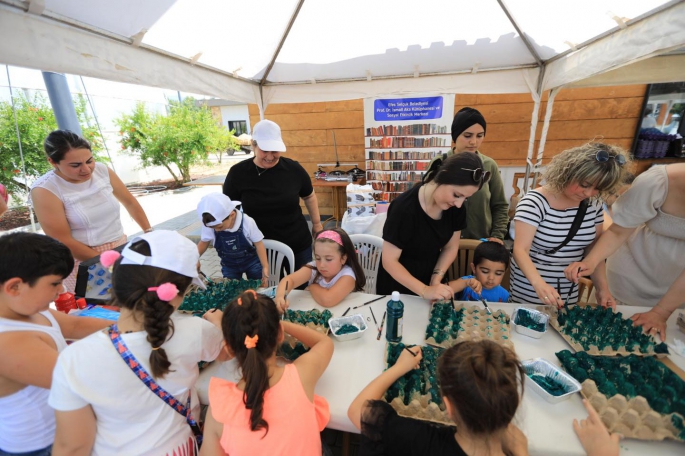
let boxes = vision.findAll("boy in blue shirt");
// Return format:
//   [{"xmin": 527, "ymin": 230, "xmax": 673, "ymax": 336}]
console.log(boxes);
[{"xmin": 449, "ymin": 241, "xmax": 510, "ymax": 302}]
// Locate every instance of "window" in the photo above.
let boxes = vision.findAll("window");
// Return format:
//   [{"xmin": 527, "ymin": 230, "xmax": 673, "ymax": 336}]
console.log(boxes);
[{"xmin": 227, "ymin": 120, "xmax": 247, "ymax": 136}]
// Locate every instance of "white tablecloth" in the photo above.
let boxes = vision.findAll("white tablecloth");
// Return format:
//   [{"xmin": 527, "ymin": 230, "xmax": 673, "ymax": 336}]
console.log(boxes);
[{"xmin": 196, "ymin": 291, "xmax": 685, "ymax": 455}]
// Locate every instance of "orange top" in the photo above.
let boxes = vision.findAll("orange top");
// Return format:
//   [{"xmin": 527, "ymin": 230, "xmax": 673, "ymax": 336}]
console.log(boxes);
[{"xmin": 209, "ymin": 364, "xmax": 330, "ymax": 456}]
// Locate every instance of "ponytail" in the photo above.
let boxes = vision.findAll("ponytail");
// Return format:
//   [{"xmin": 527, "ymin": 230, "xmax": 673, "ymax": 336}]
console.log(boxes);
[
  {"xmin": 141, "ymin": 296, "xmax": 176, "ymax": 378},
  {"xmin": 222, "ymin": 290, "xmax": 281, "ymax": 436}
]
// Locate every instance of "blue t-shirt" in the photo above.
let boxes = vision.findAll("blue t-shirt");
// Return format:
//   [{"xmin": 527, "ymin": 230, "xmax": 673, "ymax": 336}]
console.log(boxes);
[{"xmin": 458, "ymin": 275, "xmax": 510, "ymax": 303}]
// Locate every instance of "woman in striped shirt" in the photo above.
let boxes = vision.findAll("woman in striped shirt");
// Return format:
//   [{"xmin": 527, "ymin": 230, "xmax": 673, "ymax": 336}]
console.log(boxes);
[{"xmin": 510, "ymin": 143, "xmax": 631, "ymax": 306}]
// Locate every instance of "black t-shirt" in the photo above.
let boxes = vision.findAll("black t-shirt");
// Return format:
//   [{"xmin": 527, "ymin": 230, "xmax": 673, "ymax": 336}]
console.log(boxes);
[
  {"xmin": 223, "ymin": 157, "xmax": 314, "ymax": 254},
  {"xmin": 360, "ymin": 401, "xmax": 465, "ymax": 456},
  {"xmin": 376, "ymin": 184, "xmax": 467, "ymax": 295}
]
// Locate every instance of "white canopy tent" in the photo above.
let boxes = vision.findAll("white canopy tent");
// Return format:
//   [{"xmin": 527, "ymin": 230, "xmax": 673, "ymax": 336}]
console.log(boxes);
[{"xmin": 1, "ymin": 0, "xmax": 685, "ymax": 183}]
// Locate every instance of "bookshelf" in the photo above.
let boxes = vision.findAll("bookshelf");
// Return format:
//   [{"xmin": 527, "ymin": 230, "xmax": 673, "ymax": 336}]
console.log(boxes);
[{"xmin": 365, "ymin": 123, "xmax": 452, "ymax": 202}]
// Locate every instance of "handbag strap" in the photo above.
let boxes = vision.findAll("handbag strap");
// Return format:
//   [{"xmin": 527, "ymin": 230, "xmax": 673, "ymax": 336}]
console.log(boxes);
[
  {"xmin": 540, "ymin": 198, "xmax": 590, "ymax": 255},
  {"xmin": 108, "ymin": 324, "xmax": 203, "ymax": 443}
]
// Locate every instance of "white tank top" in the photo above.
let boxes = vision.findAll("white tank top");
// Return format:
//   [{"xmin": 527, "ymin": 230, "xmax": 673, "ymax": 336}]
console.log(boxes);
[
  {"xmin": 0, "ymin": 311, "xmax": 67, "ymax": 452},
  {"xmin": 31, "ymin": 162, "xmax": 124, "ymax": 247}
]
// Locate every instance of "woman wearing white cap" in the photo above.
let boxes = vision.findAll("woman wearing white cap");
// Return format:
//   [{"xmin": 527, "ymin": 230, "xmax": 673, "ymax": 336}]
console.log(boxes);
[{"xmin": 223, "ymin": 120, "xmax": 323, "ymax": 273}]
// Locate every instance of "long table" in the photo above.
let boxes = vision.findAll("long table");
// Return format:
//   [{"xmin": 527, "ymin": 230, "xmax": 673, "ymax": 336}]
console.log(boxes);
[{"xmin": 196, "ymin": 291, "xmax": 685, "ymax": 455}]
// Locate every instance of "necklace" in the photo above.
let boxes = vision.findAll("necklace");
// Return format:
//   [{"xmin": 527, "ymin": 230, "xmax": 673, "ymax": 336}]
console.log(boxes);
[{"xmin": 255, "ymin": 164, "xmax": 272, "ymax": 177}]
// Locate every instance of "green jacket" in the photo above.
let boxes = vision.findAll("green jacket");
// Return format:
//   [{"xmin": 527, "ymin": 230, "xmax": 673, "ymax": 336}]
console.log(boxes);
[{"xmin": 425, "ymin": 149, "xmax": 509, "ymax": 240}]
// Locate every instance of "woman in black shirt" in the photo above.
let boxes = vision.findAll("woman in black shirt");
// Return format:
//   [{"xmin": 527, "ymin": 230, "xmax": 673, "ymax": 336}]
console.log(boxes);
[{"xmin": 375, "ymin": 152, "xmax": 487, "ymax": 300}]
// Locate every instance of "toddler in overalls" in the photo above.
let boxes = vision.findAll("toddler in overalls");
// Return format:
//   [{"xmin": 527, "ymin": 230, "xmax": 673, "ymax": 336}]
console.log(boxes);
[{"xmin": 197, "ymin": 193, "xmax": 269, "ymax": 285}]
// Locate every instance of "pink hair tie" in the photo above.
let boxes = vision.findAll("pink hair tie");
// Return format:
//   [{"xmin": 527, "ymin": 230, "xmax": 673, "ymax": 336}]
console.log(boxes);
[
  {"xmin": 244, "ymin": 334, "xmax": 259, "ymax": 349},
  {"xmin": 100, "ymin": 250, "xmax": 121, "ymax": 268},
  {"xmin": 148, "ymin": 283, "xmax": 179, "ymax": 301},
  {"xmin": 316, "ymin": 230, "xmax": 343, "ymax": 246}
]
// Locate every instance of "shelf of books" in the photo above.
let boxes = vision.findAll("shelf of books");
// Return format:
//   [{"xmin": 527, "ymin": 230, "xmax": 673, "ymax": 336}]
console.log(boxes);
[{"xmin": 365, "ymin": 123, "xmax": 452, "ymax": 202}]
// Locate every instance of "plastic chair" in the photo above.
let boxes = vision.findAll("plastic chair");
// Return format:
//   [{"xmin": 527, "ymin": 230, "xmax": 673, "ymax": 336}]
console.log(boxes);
[
  {"xmin": 262, "ymin": 239, "xmax": 295, "ymax": 287},
  {"xmin": 446, "ymin": 239, "xmax": 482, "ymax": 282},
  {"xmin": 349, "ymin": 234, "xmax": 384, "ymax": 294}
]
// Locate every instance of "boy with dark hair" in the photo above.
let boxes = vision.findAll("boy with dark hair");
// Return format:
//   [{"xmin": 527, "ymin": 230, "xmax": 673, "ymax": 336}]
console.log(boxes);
[
  {"xmin": 449, "ymin": 241, "xmax": 510, "ymax": 302},
  {"xmin": 0, "ymin": 232, "xmax": 111, "ymax": 456}
]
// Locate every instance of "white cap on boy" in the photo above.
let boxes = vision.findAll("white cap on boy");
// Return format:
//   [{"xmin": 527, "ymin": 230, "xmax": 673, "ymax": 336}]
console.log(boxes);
[
  {"xmin": 252, "ymin": 119, "xmax": 286, "ymax": 152},
  {"xmin": 120, "ymin": 230, "xmax": 205, "ymax": 289},
  {"xmin": 197, "ymin": 193, "xmax": 241, "ymax": 227}
]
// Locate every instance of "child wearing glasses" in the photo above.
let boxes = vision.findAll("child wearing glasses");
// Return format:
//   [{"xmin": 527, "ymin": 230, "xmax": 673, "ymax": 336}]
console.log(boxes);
[
  {"xmin": 510, "ymin": 143, "xmax": 631, "ymax": 308},
  {"xmin": 424, "ymin": 107, "xmax": 510, "ymax": 244},
  {"xmin": 376, "ymin": 152, "xmax": 490, "ymax": 301}
]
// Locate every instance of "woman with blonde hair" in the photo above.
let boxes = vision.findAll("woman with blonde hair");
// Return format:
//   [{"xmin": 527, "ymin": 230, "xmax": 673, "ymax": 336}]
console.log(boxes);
[{"xmin": 511, "ymin": 143, "xmax": 630, "ymax": 306}]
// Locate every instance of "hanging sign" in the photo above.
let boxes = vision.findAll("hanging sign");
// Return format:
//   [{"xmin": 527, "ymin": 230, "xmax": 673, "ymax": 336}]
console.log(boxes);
[{"xmin": 374, "ymin": 96, "xmax": 444, "ymax": 121}]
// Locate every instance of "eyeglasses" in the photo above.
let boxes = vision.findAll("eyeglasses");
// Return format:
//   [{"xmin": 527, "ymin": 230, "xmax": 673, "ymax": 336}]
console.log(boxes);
[
  {"xmin": 596, "ymin": 149, "xmax": 626, "ymax": 166},
  {"xmin": 461, "ymin": 168, "xmax": 491, "ymax": 188}
]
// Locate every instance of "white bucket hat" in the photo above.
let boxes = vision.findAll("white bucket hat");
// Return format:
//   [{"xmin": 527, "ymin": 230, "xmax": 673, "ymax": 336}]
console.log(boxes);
[
  {"xmin": 252, "ymin": 119, "xmax": 286, "ymax": 152},
  {"xmin": 120, "ymin": 230, "xmax": 205, "ymax": 289},
  {"xmin": 197, "ymin": 193, "xmax": 240, "ymax": 227}
]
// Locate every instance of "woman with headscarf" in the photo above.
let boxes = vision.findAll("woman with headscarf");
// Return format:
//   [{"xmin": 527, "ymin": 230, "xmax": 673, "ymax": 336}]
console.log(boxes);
[{"xmin": 424, "ymin": 107, "xmax": 509, "ymax": 244}]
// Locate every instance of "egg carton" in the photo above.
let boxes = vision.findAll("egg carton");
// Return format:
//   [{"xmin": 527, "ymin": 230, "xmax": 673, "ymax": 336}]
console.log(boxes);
[
  {"xmin": 538, "ymin": 305, "xmax": 669, "ymax": 357},
  {"xmin": 179, "ymin": 278, "xmax": 263, "ymax": 313},
  {"xmin": 278, "ymin": 333, "xmax": 311, "ymax": 361},
  {"xmin": 425, "ymin": 302, "xmax": 513, "ymax": 351},
  {"xmin": 282, "ymin": 309, "xmax": 332, "ymax": 335},
  {"xmin": 581, "ymin": 380, "xmax": 685, "ymax": 442},
  {"xmin": 383, "ymin": 343, "xmax": 453, "ymax": 426}
]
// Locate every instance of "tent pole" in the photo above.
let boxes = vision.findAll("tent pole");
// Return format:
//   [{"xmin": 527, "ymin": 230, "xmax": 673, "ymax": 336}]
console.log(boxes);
[
  {"xmin": 532, "ymin": 87, "xmax": 561, "ymax": 189},
  {"xmin": 42, "ymin": 72, "xmax": 82, "ymax": 134},
  {"xmin": 523, "ymin": 66, "xmax": 545, "ymax": 194},
  {"xmin": 260, "ymin": 0, "xmax": 306, "ymax": 86},
  {"xmin": 497, "ymin": 0, "xmax": 543, "ymax": 66},
  {"xmin": 6, "ymin": 65, "xmax": 37, "ymax": 232}
]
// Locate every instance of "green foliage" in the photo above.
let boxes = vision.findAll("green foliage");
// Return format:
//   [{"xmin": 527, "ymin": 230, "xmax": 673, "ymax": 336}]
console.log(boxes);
[
  {"xmin": 116, "ymin": 97, "xmax": 237, "ymax": 184},
  {"xmin": 0, "ymin": 92, "xmax": 102, "ymax": 197}
]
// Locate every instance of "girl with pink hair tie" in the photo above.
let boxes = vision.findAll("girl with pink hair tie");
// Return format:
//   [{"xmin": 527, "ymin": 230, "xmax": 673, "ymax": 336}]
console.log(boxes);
[{"xmin": 275, "ymin": 228, "xmax": 365, "ymax": 310}]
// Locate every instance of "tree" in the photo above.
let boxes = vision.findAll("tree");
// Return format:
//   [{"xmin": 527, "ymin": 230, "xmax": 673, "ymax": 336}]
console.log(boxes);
[
  {"xmin": 116, "ymin": 97, "xmax": 237, "ymax": 184},
  {"xmin": 0, "ymin": 92, "xmax": 103, "ymax": 196}
]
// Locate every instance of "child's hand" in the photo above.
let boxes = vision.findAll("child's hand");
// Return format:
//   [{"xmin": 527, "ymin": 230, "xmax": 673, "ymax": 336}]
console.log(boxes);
[
  {"xmin": 275, "ymin": 296, "xmax": 289, "ymax": 314},
  {"xmin": 467, "ymin": 278, "xmax": 483, "ymax": 295},
  {"xmin": 196, "ymin": 261, "xmax": 202, "ymax": 272},
  {"xmin": 573, "ymin": 399, "xmax": 620, "ymax": 456},
  {"xmin": 202, "ymin": 309, "xmax": 224, "ymax": 327},
  {"xmin": 394, "ymin": 346, "xmax": 422, "ymax": 374},
  {"xmin": 261, "ymin": 267, "xmax": 269, "ymax": 288}
]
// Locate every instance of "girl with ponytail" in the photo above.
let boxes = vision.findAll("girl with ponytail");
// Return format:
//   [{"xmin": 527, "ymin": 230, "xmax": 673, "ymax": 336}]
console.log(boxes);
[
  {"xmin": 348, "ymin": 340, "xmax": 529, "ymax": 456},
  {"xmin": 201, "ymin": 290, "xmax": 333, "ymax": 456},
  {"xmin": 50, "ymin": 231, "xmax": 226, "ymax": 456}
]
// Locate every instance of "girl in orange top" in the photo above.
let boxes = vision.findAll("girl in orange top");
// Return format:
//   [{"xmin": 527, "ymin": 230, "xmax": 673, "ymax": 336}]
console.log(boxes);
[{"xmin": 201, "ymin": 290, "xmax": 334, "ymax": 456}]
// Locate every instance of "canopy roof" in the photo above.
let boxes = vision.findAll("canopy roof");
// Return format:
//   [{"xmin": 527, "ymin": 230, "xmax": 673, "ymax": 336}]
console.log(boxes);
[{"xmin": 1, "ymin": 0, "xmax": 684, "ymax": 107}]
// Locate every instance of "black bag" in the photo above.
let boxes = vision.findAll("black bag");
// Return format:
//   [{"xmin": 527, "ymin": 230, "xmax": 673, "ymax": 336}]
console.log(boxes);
[{"xmin": 538, "ymin": 199, "xmax": 589, "ymax": 255}]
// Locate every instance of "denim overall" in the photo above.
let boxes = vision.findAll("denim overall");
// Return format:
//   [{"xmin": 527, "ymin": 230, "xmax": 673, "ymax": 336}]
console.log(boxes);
[{"xmin": 215, "ymin": 215, "xmax": 262, "ymax": 280}]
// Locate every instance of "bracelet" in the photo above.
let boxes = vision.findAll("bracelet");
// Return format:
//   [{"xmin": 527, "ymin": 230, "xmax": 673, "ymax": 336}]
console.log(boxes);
[
  {"xmin": 432, "ymin": 269, "xmax": 444, "ymax": 276},
  {"xmin": 144, "ymin": 227, "xmax": 154, "ymax": 233},
  {"xmin": 420, "ymin": 285, "xmax": 428, "ymax": 299}
]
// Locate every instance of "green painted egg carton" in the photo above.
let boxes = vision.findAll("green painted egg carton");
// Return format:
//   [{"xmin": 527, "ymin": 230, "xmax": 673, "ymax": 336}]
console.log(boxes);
[
  {"xmin": 277, "ymin": 334, "xmax": 310, "ymax": 362},
  {"xmin": 282, "ymin": 309, "xmax": 332, "ymax": 335},
  {"xmin": 384, "ymin": 342, "xmax": 452, "ymax": 426},
  {"xmin": 179, "ymin": 278, "xmax": 263, "ymax": 313},
  {"xmin": 425, "ymin": 302, "xmax": 513, "ymax": 351},
  {"xmin": 540, "ymin": 305, "xmax": 669, "ymax": 357},
  {"xmin": 556, "ymin": 350, "xmax": 685, "ymax": 442}
]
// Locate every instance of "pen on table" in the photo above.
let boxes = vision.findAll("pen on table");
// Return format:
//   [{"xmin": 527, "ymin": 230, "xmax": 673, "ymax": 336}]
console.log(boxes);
[
  {"xmin": 342, "ymin": 307, "xmax": 351, "ymax": 317},
  {"xmin": 353, "ymin": 295, "xmax": 386, "ymax": 309},
  {"xmin": 404, "ymin": 345, "xmax": 417, "ymax": 357},
  {"xmin": 370, "ymin": 307, "xmax": 379, "ymax": 331},
  {"xmin": 376, "ymin": 311, "xmax": 386, "ymax": 341}
]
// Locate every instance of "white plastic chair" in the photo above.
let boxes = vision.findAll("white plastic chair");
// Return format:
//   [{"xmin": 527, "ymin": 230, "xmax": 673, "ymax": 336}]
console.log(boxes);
[
  {"xmin": 263, "ymin": 239, "xmax": 295, "ymax": 287},
  {"xmin": 349, "ymin": 234, "xmax": 383, "ymax": 294}
]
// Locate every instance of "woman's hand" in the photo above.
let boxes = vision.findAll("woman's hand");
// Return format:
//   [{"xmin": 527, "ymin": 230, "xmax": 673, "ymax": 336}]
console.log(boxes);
[
  {"xmin": 486, "ymin": 237, "xmax": 504, "ymax": 245},
  {"xmin": 275, "ymin": 295, "xmax": 289, "ymax": 314},
  {"xmin": 573, "ymin": 399, "xmax": 620, "ymax": 456},
  {"xmin": 631, "ymin": 306, "xmax": 670, "ymax": 339},
  {"xmin": 502, "ymin": 423, "xmax": 529, "ymax": 456},
  {"xmin": 532, "ymin": 280, "xmax": 563, "ymax": 307},
  {"xmin": 394, "ymin": 346, "xmax": 422, "ymax": 375},
  {"xmin": 466, "ymin": 278, "xmax": 483, "ymax": 295},
  {"xmin": 422, "ymin": 284, "xmax": 454, "ymax": 301},
  {"xmin": 261, "ymin": 267, "xmax": 269, "ymax": 288},
  {"xmin": 594, "ymin": 287, "xmax": 616, "ymax": 310},
  {"xmin": 311, "ymin": 222, "xmax": 324, "ymax": 238},
  {"xmin": 564, "ymin": 261, "xmax": 595, "ymax": 283}
]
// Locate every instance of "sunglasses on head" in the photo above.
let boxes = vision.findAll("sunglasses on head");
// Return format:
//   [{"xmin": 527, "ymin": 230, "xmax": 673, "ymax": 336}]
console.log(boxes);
[
  {"xmin": 595, "ymin": 149, "xmax": 626, "ymax": 166},
  {"xmin": 461, "ymin": 168, "xmax": 491, "ymax": 188}
]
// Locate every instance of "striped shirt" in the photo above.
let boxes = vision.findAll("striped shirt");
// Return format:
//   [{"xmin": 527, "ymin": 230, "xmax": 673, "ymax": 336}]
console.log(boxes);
[{"xmin": 510, "ymin": 190, "xmax": 603, "ymax": 305}]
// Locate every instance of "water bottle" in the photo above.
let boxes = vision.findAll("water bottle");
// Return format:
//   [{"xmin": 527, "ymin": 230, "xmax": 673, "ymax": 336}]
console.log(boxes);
[{"xmin": 386, "ymin": 291, "xmax": 404, "ymax": 342}]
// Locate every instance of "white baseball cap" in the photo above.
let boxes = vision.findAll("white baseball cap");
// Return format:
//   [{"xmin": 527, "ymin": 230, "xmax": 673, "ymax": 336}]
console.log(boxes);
[
  {"xmin": 120, "ymin": 230, "xmax": 205, "ymax": 289},
  {"xmin": 252, "ymin": 119, "xmax": 286, "ymax": 152},
  {"xmin": 197, "ymin": 193, "xmax": 240, "ymax": 227}
]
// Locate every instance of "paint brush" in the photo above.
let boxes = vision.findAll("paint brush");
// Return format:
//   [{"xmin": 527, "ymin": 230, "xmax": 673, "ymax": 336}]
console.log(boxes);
[
  {"xmin": 370, "ymin": 307, "xmax": 379, "ymax": 331},
  {"xmin": 281, "ymin": 281, "xmax": 289, "ymax": 320},
  {"xmin": 377, "ymin": 310, "xmax": 386, "ymax": 341},
  {"xmin": 353, "ymin": 295, "xmax": 386, "ymax": 309},
  {"xmin": 199, "ymin": 271, "xmax": 214, "ymax": 284},
  {"xmin": 442, "ymin": 275, "xmax": 459, "ymax": 320},
  {"xmin": 342, "ymin": 307, "xmax": 351, "ymax": 317},
  {"xmin": 404, "ymin": 345, "xmax": 417, "ymax": 357},
  {"xmin": 479, "ymin": 294, "xmax": 492, "ymax": 315}
]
